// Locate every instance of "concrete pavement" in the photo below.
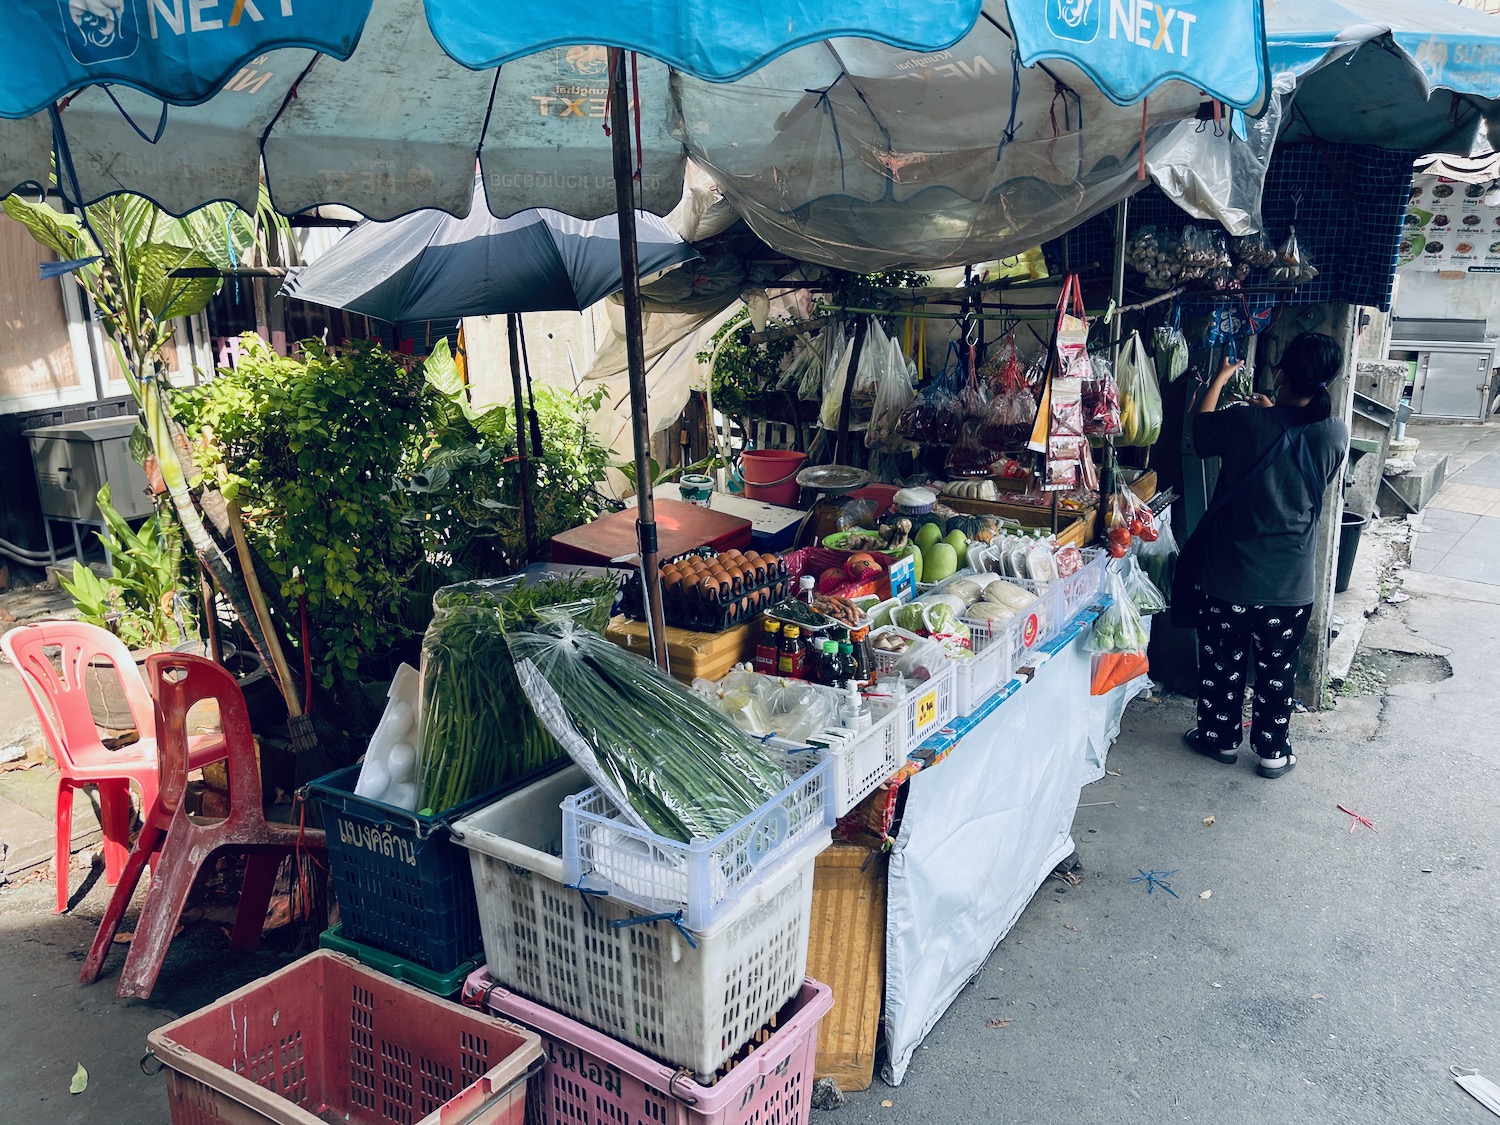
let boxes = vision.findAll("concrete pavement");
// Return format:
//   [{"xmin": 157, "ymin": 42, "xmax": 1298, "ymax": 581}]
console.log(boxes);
[{"xmin": 1, "ymin": 436, "xmax": 1498, "ymax": 1124}]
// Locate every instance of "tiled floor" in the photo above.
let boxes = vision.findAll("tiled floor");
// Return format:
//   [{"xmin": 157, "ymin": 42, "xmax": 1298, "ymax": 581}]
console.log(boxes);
[{"xmin": 1411, "ymin": 446, "xmax": 1500, "ymax": 585}]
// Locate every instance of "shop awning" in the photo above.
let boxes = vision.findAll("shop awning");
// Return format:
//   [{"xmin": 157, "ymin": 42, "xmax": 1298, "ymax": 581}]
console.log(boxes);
[
  {"xmin": 0, "ymin": 0, "xmax": 1270, "ymax": 273},
  {"xmin": 1264, "ymin": 0, "xmax": 1500, "ymax": 151}
]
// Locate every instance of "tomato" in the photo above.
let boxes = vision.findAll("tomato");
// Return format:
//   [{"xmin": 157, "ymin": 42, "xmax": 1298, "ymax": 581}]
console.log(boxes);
[{"xmin": 1138, "ymin": 522, "xmax": 1160, "ymax": 542}]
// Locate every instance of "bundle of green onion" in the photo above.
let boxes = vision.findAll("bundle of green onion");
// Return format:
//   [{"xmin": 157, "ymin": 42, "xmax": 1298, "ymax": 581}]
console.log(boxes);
[
  {"xmin": 509, "ymin": 623, "xmax": 792, "ymax": 843},
  {"xmin": 418, "ymin": 574, "xmax": 617, "ymax": 813}
]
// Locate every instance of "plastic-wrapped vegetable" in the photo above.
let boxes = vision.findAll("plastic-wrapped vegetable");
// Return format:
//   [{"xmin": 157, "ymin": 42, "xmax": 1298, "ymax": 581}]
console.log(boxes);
[
  {"xmin": 1152, "ymin": 319, "xmax": 1190, "ymax": 383},
  {"xmin": 510, "ymin": 618, "xmax": 792, "ymax": 843},
  {"xmin": 1082, "ymin": 353, "xmax": 1123, "ymax": 437},
  {"xmin": 1086, "ymin": 569, "xmax": 1151, "ymax": 655},
  {"xmin": 418, "ymin": 575, "xmax": 617, "ymax": 813},
  {"xmin": 1121, "ymin": 556, "xmax": 1167, "ymax": 616},
  {"xmin": 1133, "ymin": 515, "xmax": 1179, "ymax": 601},
  {"xmin": 900, "ymin": 380, "xmax": 963, "ymax": 445},
  {"xmin": 866, "ymin": 332, "xmax": 916, "ymax": 452},
  {"xmin": 1117, "ymin": 332, "xmax": 1163, "ymax": 447}
]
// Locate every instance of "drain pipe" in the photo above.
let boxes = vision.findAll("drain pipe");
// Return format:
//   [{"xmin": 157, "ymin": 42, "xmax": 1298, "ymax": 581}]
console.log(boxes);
[{"xmin": 0, "ymin": 534, "xmax": 55, "ymax": 567}]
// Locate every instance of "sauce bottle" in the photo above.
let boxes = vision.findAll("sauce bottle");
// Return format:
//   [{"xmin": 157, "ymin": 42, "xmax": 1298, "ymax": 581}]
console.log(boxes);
[
  {"xmin": 754, "ymin": 618, "xmax": 781, "ymax": 675},
  {"xmin": 778, "ymin": 625, "xmax": 805, "ymax": 678}
]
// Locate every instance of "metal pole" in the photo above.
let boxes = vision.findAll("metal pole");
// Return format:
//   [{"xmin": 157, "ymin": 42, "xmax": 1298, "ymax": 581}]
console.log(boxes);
[
  {"xmin": 507, "ymin": 313, "xmax": 538, "ymax": 561},
  {"xmin": 609, "ymin": 48, "xmax": 668, "ymax": 669},
  {"xmin": 1098, "ymin": 197, "xmax": 1129, "ymax": 543}
]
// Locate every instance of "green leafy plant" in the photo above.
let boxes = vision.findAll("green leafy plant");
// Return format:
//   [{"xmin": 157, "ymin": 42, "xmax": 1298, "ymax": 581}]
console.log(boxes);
[
  {"xmin": 2, "ymin": 189, "xmax": 314, "ymax": 721},
  {"xmin": 696, "ymin": 309, "xmax": 796, "ymax": 416},
  {"xmin": 177, "ymin": 336, "xmax": 428, "ymax": 685},
  {"xmin": 59, "ymin": 485, "xmax": 193, "ymax": 650},
  {"xmin": 401, "ymin": 345, "xmax": 614, "ymax": 578}
]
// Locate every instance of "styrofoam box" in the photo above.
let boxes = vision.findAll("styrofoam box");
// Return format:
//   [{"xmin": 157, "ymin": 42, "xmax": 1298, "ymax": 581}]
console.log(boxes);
[
  {"xmin": 561, "ymin": 756, "xmax": 832, "ymax": 932},
  {"xmin": 452, "ymin": 766, "xmax": 822, "ymax": 1081}
]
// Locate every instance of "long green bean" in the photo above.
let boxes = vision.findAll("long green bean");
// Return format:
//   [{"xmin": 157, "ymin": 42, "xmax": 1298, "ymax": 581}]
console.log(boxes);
[{"xmin": 418, "ymin": 575, "xmax": 617, "ymax": 813}]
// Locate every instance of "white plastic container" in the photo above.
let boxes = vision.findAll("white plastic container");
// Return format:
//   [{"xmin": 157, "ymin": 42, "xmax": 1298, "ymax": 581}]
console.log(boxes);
[
  {"xmin": 451, "ymin": 767, "xmax": 819, "ymax": 1080},
  {"xmin": 561, "ymin": 758, "xmax": 832, "ymax": 931},
  {"xmin": 772, "ymin": 694, "xmax": 904, "ymax": 817}
]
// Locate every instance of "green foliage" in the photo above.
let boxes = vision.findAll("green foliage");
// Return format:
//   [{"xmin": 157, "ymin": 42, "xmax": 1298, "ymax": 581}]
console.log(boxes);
[
  {"xmin": 177, "ymin": 336, "xmax": 429, "ymax": 684},
  {"xmin": 696, "ymin": 309, "xmax": 796, "ymax": 414},
  {"xmin": 402, "ymin": 352, "xmax": 613, "ymax": 578},
  {"xmin": 59, "ymin": 484, "xmax": 193, "ymax": 650}
]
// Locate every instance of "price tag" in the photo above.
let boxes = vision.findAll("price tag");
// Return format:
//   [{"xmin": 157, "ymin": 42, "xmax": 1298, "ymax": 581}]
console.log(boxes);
[
  {"xmin": 1022, "ymin": 613, "xmax": 1040, "ymax": 648},
  {"xmin": 916, "ymin": 690, "xmax": 937, "ymax": 728}
]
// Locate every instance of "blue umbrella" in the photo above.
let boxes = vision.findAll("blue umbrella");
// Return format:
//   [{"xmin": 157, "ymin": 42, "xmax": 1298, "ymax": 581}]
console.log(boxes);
[{"xmin": 280, "ymin": 187, "xmax": 700, "ymax": 321}]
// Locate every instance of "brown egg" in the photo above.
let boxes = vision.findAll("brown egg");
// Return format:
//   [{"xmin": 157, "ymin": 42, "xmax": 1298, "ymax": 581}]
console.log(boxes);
[
  {"xmin": 662, "ymin": 571, "xmax": 682, "ymax": 593},
  {"xmin": 681, "ymin": 572, "xmax": 701, "ymax": 596}
]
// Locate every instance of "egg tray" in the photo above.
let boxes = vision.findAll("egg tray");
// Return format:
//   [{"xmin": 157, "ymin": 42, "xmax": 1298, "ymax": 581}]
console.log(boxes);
[{"xmin": 622, "ymin": 550, "xmax": 791, "ymax": 633}]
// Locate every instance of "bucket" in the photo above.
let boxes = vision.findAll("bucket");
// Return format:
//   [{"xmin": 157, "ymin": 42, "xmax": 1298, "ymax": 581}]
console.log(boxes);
[
  {"xmin": 678, "ymin": 473, "xmax": 715, "ymax": 508},
  {"xmin": 740, "ymin": 449, "xmax": 806, "ymax": 507},
  {"xmin": 1335, "ymin": 511, "xmax": 1369, "ymax": 594}
]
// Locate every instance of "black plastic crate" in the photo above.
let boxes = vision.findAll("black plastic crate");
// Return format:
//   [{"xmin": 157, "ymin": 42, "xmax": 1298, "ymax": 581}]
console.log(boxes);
[{"xmin": 307, "ymin": 763, "xmax": 560, "ymax": 971}]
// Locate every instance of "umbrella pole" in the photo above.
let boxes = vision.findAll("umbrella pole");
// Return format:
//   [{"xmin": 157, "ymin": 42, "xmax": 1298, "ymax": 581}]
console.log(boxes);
[
  {"xmin": 609, "ymin": 47, "xmax": 668, "ymax": 670},
  {"xmin": 507, "ymin": 313, "xmax": 539, "ymax": 561}
]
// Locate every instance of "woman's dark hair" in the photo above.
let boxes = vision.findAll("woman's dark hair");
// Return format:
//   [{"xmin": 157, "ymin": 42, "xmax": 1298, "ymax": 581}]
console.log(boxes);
[{"xmin": 1278, "ymin": 332, "xmax": 1341, "ymax": 422}]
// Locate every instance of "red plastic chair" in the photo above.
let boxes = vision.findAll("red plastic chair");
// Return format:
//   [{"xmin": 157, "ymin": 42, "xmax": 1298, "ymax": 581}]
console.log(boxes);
[
  {"xmin": 1, "ymin": 621, "xmax": 226, "ymax": 913},
  {"xmin": 80, "ymin": 652, "xmax": 326, "ymax": 999}
]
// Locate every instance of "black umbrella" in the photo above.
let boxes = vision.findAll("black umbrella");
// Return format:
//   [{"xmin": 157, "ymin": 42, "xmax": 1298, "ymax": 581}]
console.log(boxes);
[{"xmin": 281, "ymin": 179, "xmax": 699, "ymax": 321}]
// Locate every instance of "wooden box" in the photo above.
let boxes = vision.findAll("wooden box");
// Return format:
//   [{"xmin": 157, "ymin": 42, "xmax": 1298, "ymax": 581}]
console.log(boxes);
[
  {"xmin": 806, "ymin": 844, "xmax": 888, "ymax": 1092},
  {"xmin": 604, "ymin": 616, "xmax": 754, "ymax": 683}
]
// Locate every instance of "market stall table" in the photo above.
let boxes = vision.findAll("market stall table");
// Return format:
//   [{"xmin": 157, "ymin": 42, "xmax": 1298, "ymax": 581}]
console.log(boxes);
[{"xmin": 877, "ymin": 602, "xmax": 1148, "ymax": 1084}]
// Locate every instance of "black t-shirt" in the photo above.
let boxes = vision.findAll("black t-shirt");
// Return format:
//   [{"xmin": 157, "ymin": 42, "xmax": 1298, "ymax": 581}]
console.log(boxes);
[{"xmin": 1191, "ymin": 404, "xmax": 1349, "ymax": 607}]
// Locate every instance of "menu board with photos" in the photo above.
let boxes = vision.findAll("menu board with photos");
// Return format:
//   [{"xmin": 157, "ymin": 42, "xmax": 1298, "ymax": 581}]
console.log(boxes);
[{"xmin": 1401, "ymin": 175, "xmax": 1500, "ymax": 273}]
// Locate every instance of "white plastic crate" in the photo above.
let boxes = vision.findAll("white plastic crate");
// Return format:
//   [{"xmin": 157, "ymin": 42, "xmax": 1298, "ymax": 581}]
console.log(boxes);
[
  {"xmin": 561, "ymin": 758, "xmax": 833, "ymax": 932},
  {"xmin": 1056, "ymin": 549, "xmax": 1108, "ymax": 620},
  {"xmin": 771, "ymin": 695, "xmax": 903, "ymax": 817},
  {"xmin": 964, "ymin": 578, "xmax": 1058, "ymax": 665},
  {"xmin": 452, "ymin": 767, "xmax": 820, "ymax": 1081},
  {"xmin": 952, "ymin": 638, "xmax": 1013, "ymax": 716},
  {"xmin": 895, "ymin": 661, "xmax": 956, "ymax": 749}
]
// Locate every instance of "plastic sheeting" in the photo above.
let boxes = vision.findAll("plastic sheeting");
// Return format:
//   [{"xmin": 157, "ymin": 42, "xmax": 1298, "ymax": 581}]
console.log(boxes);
[{"xmin": 884, "ymin": 614, "xmax": 1119, "ymax": 1085}]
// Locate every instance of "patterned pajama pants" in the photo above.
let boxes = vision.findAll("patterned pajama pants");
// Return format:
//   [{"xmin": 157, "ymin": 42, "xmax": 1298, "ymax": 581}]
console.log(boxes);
[{"xmin": 1195, "ymin": 592, "xmax": 1312, "ymax": 759}]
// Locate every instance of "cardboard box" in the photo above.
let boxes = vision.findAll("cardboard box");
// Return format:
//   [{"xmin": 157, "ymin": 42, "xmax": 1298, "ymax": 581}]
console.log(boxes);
[
  {"xmin": 806, "ymin": 844, "xmax": 888, "ymax": 1092},
  {"xmin": 604, "ymin": 616, "xmax": 755, "ymax": 683}
]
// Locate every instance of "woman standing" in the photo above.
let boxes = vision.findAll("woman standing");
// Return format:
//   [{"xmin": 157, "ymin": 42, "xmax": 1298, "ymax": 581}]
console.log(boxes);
[{"xmin": 1176, "ymin": 332, "xmax": 1349, "ymax": 779}]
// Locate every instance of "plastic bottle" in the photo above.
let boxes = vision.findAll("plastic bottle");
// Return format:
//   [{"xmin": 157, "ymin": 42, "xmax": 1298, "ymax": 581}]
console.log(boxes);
[
  {"xmin": 837, "ymin": 641, "xmax": 857, "ymax": 686},
  {"xmin": 778, "ymin": 625, "xmax": 805, "ymax": 678},
  {"xmin": 754, "ymin": 618, "xmax": 782, "ymax": 675},
  {"xmin": 849, "ymin": 624, "xmax": 873, "ymax": 684},
  {"xmin": 839, "ymin": 680, "xmax": 872, "ymax": 731},
  {"xmin": 799, "ymin": 574, "xmax": 817, "ymax": 605}
]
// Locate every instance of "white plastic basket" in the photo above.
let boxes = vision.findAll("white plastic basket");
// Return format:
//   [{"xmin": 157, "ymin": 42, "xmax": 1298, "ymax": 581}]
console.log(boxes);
[
  {"xmin": 561, "ymin": 758, "xmax": 833, "ymax": 932},
  {"xmin": 770, "ymin": 695, "xmax": 903, "ymax": 817},
  {"xmin": 951, "ymin": 639, "xmax": 1013, "ymax": 716},
  {"xmin": 894, "ymin": 661, "xmax": 956, "ymax": 749},
  {"xmin": 964, "ymin": 579, "xmax": 1058, "ymax": 664},
  {"xmin": 452, "ymin": 766, "xmax": 819, "ymax": 1081},
  {"xmin": 1056, "ymin": 549, "xmax": 1109, "ymax": 620}
]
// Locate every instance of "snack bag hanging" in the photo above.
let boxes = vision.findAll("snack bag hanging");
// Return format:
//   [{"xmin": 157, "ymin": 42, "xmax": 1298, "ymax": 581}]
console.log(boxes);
[
  {"xmin": 1039, "ymin": 274, "xmax": 1090, "ymax": 490},
  {"xmin": 1117, "ymin": 330, "xmax": 1162, "ymax": 447}
]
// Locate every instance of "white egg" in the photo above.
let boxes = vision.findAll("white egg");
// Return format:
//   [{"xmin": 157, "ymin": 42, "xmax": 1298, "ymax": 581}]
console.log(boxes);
[
  {"xmin": 354, "ymin": 760, "xmax": 389, "ymax": 799},
  {"xmin": 386, "ymin": 699, "xmax": 415, "ymax": 736},
  {"xmin": 386, "ymin": 742, "xmax": 416, "ymax": 782},
  {"xmin": 387, "ymin": 782, "xmax": 419, "ymax": 811}
]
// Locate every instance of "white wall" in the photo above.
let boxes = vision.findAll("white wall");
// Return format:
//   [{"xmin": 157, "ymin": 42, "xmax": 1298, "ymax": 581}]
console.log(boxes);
[
  {"xmin": 1391, "ymin": 269, "xmax": 1500, "ymax": 335},
  {"xmin": 461, "ymin": 310, "xmax": 604, "ymax": 409}
]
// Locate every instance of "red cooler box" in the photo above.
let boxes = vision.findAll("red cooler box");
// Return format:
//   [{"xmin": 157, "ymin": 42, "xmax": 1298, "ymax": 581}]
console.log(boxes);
[{"xmin": 550, "ymin": 498, "xmax": 752, "ymax": 566}]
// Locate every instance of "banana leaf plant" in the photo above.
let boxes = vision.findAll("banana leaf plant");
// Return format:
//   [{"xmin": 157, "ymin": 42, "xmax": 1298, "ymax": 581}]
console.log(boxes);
[{"xmin": 3, "ymin": 189, "xmax": 310, "ymax": 726}]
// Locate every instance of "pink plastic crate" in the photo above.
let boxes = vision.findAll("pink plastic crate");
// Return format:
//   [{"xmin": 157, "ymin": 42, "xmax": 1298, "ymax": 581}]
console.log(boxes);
[
  {"xmin": 146, "ymin": 951, "xmax": 544, "ymax": 1125},
  {"xmin": 462, "ymin": 970, "xmax": 834, "ymax": 1125}
]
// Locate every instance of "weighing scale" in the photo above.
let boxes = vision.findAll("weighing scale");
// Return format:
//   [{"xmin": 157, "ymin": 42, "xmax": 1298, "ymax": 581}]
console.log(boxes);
[{"xmin": 792, "ymin": 464, "xmax": 872, "ymax": 547}]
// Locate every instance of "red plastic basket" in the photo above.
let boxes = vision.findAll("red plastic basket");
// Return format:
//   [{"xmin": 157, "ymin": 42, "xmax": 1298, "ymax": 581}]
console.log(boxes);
[
  {"xmin": 146, "ymin": 951, "xmax": 544, "ymax": 1125},
  {"xmin": 462, "ymin": 969, "xmax": 834, "ymax": 1125}
]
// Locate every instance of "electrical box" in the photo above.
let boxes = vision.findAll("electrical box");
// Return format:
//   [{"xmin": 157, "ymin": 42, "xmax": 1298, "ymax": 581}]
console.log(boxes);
[{"xmin": 24, "ymin": 417, "xmax": 153, "ymax": 523}]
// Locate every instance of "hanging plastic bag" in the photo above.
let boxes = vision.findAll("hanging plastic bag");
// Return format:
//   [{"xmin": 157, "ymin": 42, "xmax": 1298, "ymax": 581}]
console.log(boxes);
[
  {"xmin": 1082, "ymin": 353, "xmax": 1123, "ymax": 437},
  {"xmin": 980, "ymin": 333, "xmax": 1025, "ymax": 395},
  {"xmin": 1152, "ymin": 312, "xmax": 1190, "ymax": 383},
  {"xmin": 1085, "ymin": 568, "xmax": 1150, "ymax": 656},
  {"xmin": 1176, "ymin": 225, "xmax": 1232, "ymax": 282},
  {"xmin": 1117, "ymin": 331, "xmax": 1163, "ymax": 447},
  {"xmin": 1271, "ymin": 225, "xmax": 1319, "ymax": 284},
  {"xmin": 866, "ymin": 333, "xmax": 917, "ymax": 451},
  {"xmin": 1120, "ymin": 555, "xmax": 1167, "ymax": 616},
  {"xmin": 900, "ymin": 348, "xmax": 964, "ymax": 445},
  {"xmin": 822, "ymin": 321, "xmax": 895, "ymax": 433},
  {"xmin": 1133, "ymin": 515, "xmax": 1179, "ymax": 599},
  {"xmin": 780, "ymin": 331, "xmax": 829, "ymax": 401},
  {"xmin": 947, "ymin": 418, "xmax": 1005, "ymax": 477},
  {"xmin": 1127, "ymin": 225, "xmax": 1181, "ymax": 290}
]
